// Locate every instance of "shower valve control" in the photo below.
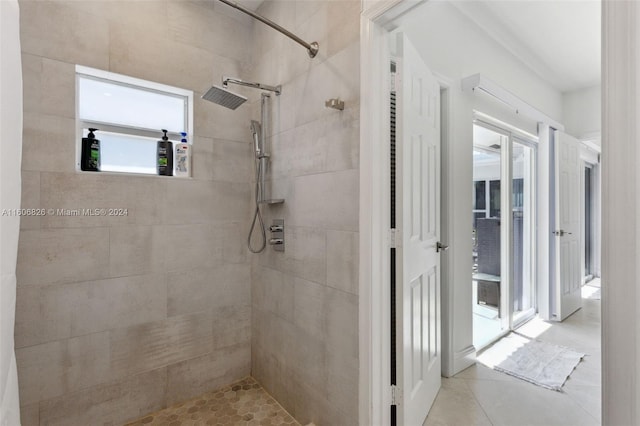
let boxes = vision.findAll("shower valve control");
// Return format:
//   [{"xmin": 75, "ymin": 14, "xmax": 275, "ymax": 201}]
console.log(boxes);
[{"xmin": 270, "ymin": 219, "xmax": 285, "ymax": 252}]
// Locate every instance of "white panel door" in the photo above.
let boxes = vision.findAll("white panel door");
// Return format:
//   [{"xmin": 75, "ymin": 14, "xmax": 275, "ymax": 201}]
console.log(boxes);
[
  {"xmin": 555, "ymin": 131, "xmax": 582, "ymax": 320},
  {"xmin": 396, "ymin": 33, "xmax": 441, "ymax": 426}
]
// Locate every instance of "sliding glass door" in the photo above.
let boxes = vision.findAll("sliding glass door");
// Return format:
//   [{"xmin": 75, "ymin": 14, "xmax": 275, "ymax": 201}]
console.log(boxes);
[
  {"xmin": 584, "ymin": 165, "xmax": 593, "ymax": 280},
  {"xmin": 472, "ymin": 122, "xmax": 537, "ymax": 349},
  {"xmin": 512, "ymin": 140, "xmax": 536, "ymax": 325},
  {"xmin": 472, "ymin": 125, "xmax": 506, "ymax": 348}
]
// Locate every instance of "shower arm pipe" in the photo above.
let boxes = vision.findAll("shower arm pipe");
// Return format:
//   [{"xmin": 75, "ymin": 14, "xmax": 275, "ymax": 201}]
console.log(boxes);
[
  {"xmin": 223, "ymin": 76, "xmax": 282, "ymax": 95},
  {"xmin": 216, "ymin": 0, "xmax": 319, "ymax": 58}
]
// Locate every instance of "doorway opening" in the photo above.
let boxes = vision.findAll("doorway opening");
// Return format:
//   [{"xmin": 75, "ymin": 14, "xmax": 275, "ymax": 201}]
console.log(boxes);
[
  {"xmin": 360, "ymin": 0, "xmax": 602, "ymax": 424},
  {"xmin": 584, "ymin": 164, "xmax": 594, "ymax": 282},
  {"xmin": 472, "ymin": 120, "xmax": 537, "ymax": 350}
]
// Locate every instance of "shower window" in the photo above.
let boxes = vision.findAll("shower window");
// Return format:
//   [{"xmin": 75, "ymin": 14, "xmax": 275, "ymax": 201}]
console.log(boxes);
[{"xmin": 76, "ymin": 65, "xmax": 193, "ymax": 175}]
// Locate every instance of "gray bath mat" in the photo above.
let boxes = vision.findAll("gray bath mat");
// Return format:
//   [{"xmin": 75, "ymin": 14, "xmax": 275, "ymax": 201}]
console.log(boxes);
[{"xmin": 478, "ymin": 333, "xmax": 585, "ymax": 391}]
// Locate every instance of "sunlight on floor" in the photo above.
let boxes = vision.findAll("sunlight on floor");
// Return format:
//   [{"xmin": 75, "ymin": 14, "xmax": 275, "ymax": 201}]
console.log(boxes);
[
  {"xmin": 477, "ymin": 333, "xmax": 528, "ymax": 368},
  {"xmin": 582, "ymin": 284, "xmax": 600, "ymax": 299},
  {"xmin": 516, "ymin": 317, "xmax": 553, "ymax": 339}
]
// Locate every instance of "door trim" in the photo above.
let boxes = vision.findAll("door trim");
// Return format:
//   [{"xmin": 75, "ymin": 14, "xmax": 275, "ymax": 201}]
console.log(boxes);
[
  {"xmin": 359, "ymin": 2, "xmax": 450, "ymax": 425},
  {"xmin": 359, "ymin": 4, "xmax": 398, "ymax": 425}
]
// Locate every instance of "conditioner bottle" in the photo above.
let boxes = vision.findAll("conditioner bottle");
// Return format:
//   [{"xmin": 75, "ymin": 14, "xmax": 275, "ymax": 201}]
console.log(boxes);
[{"xmin": 174, "ymin": 132, "xmax": 191, "ymax": 178}]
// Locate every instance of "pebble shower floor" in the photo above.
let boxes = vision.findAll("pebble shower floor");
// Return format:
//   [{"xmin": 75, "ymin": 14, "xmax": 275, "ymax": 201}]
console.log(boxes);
[{"xmin": 125, "ymin": 377, "xmax": 299, "ymax": 426}]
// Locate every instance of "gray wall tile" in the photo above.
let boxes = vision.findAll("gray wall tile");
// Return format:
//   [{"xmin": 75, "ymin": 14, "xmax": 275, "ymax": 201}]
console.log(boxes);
[
  {"xmin": 164, "ymin": 224, "xmax": 224, "ymax": 272},
  {"xmin": 19, "ymin": 1, "xmax": 110, "ymax": 69},
  {"xmin": 293, "ymin": 277, "xmax": 325, "ymax": 340},
  {"xmin": 39, "ymin": 172, "xmax": 166, "ymax": 228},
  {"xmin": 21, "ymin": 113, "xmax": 76, "ymax": 173},
  {"xmin": 17, "ymin": 227, "xmax": 110, "ymax": 286},
  {"xmin": 167, "ymin": 263, "xmax": 250, "ymax": 317},
  {"xmin": 65, "ymin": 274, "xmax": 167, "ymax": 338},
  {"xmin": 212, "ymin": 305, "xmax": 251, "ymax": 349},
  {"xmin": 252, "ymin": 266, "xmax": 294, "ymax": 322},
  {"xmin": 16, "ymin": 332, "xmax": 111, "ymax": 405},
  {"xmin": 292, "ymin": 170, "xmax": 359, "ymax": 232},
  {"xmin": 20, "ymin": 170, "xmax": 40, "ymax": 230},
  {"xmin": 15, "ymin": 285, "xmax": 71, "ymax": 349},
  {"xmin": 109, "ymin": 226, "xmax": 166, "ymax": 277},
  {"xmin": 39, "ymin": 368, "xmax": 167, "ymax": 426},
  {"xmin": 166, "ymin": 343, "xmax": 251, "ymax": 406},
  {"xmin": 164, "ymin": 179, "xmax": 250, "ymax": 225},
  {"xmin": 110, "ymin": 312, "xmax": 212, "ymax": 377},
  {"xmin": 326, "ymin": 229, "xmax": 359, "ymax": 295},
  {"xmin": 19, "ymin": 403, "xmax": 39, "ymax": 426}
]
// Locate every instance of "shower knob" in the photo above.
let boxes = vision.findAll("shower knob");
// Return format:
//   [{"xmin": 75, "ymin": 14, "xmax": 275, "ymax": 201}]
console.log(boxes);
[{"xmin": 270, "ymin": 219, "xmax": 284, "ymax": 252}]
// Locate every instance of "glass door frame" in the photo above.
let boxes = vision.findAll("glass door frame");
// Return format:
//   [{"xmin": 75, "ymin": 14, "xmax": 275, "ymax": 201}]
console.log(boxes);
[
  {"xmin": 583, "ymin": 163, "xmax": 595, "ymax": 282},
  {"xmin": 511, "ymin": 135, "xmax": 537, "ymax": 329},
  {"xmin": 473, "ymin": 117, "xmax": 538, "ymax": 339}
]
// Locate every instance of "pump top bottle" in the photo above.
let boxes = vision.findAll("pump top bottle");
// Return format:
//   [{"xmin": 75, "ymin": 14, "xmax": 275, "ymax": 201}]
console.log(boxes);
[
  {"xmin": 81, "ymin": 128, "xmax": 100, "ymax": 171},
  {"xmin": 174, "ymin": 132, "xmax": 191, "ymax": 178},
  {"xmin": 157, "ymin": 129, "xmax": 173, "ymax": 176}
]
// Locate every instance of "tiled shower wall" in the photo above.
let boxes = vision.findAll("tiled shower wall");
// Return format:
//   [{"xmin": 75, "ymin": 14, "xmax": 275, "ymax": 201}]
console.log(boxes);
[
  {"xmin": 15, "ymin": 1, "xmax": 254, "ymax": 424},
  {"xmin": 248, "ymin": 1, "xmax": 361, "ymax": 424}
]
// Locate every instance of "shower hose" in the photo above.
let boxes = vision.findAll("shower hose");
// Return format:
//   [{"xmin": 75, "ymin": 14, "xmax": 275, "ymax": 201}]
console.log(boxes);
[{"xmin": 247, "ymin": 157, "xmax": 266, "ymax": 253}]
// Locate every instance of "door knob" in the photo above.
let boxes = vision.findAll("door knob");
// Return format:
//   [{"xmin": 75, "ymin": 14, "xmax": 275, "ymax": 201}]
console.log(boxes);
[
  {"xmin": 553, "ymin": 230, "xmax": 572, "ymax": 236},
  {"xmin": 436, "ymin": 242, "xmax": 449, "ymax": 253}
]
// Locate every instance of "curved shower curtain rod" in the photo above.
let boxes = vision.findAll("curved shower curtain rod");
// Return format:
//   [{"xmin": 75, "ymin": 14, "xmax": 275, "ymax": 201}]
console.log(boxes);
[{"xmin": 216, "ymin": 0, "xmax": 319, "ymax": 58}]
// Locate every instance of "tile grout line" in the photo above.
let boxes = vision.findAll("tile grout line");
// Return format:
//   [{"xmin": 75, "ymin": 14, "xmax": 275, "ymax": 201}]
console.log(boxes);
[{"xmin": 459, "ymin": 377, "xmax": 496, "ymax": 426}]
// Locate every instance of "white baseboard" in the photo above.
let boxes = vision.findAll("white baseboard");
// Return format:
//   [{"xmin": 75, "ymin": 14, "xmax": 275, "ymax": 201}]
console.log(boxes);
[{"xmin": 448, "ymin": 345, "xmax": 476, "ymax": 377}]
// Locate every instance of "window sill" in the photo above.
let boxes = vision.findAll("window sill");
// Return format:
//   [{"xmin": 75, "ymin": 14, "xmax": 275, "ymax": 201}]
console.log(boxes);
[{"xmin": 75, "ymin": 169, "xmax": 193, "ymax": 180}]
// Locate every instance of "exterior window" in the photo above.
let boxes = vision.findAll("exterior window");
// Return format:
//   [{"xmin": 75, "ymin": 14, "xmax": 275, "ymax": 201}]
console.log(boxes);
[{"xmin": 76, "ymin": 65, "xmax": 193, "ymax": 175}]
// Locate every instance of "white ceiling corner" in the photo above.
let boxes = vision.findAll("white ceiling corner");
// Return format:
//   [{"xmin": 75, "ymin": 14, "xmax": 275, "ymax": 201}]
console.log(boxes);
[{"xmin": 451, "ymin": 0, "xmax": 601, "ymax": 93}]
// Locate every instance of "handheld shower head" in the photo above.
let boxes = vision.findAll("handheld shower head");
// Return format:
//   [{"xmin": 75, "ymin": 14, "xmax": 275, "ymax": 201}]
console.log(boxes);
[
  {"xmin": 202, "ymin": 85, "xmax": 248, "ymax": 110},
  {"xmin": 250, "ymin": 120, "xmax": 261, "ymax": 156}
]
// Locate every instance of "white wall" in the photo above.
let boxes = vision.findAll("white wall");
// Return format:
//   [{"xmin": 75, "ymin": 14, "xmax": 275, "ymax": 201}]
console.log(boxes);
[
  {"xmin": 395, "ymin": 0, "xmax": 564, "ymax": 376},
  {"xmin": 602, "ymin": 2, "xmax": 640, "ymax": 424},
  {"xmin": 563, "ymin": 84, "xmax": 601, "ymax": 141},
  {"xmin": 397, "ymin": 1, "xmax": 564, "ymax": 122}
]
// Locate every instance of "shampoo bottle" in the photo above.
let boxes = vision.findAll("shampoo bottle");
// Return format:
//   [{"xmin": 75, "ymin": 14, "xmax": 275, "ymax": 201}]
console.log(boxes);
[
  {"xmin": 81, "ymin": 128, "xmax": 100, "ymax": 171},
  {"xmin": 174, "ymin": 132, "xmax": 191, "ymax": 178},
  {"xmin": 157, "ymin": 129, "xmax": 173, "ymax": 176}
]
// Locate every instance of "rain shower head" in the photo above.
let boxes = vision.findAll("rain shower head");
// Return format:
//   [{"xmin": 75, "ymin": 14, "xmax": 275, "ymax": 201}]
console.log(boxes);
[{"xmin": 202, "ymin": 85, "xmax": 248, "ymax": 110}]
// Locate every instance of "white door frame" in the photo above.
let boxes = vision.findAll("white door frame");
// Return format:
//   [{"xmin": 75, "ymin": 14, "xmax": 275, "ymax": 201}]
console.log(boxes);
[
  {"xmin": 361, "ymin": 2, "xmax": 640, "ymax": 425},
  {"xmin": 359, "ymin": 2, "xmax": 447, "ymax": 425}
]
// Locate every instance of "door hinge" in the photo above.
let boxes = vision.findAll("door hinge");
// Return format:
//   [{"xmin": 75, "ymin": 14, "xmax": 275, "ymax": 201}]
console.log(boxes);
[
  {"xmin": 388, "ymin": 229, "xmax": 401, "ymax": 248},
  {"xmin": 391, "ymin": 385, "xmax": 401, "ymax": 406}
]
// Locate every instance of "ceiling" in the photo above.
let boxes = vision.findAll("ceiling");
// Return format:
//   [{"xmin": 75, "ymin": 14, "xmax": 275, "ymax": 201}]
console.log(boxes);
[
  {"xmin": 452, "ymin": 1, "xmax": 601, "ymax": 93},
  {"xmin": 234, "ymin": 0, "xmax": 600, "ymax": 93}
]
